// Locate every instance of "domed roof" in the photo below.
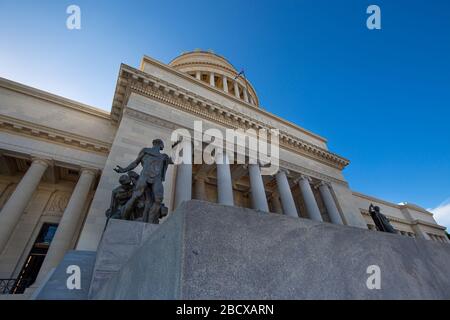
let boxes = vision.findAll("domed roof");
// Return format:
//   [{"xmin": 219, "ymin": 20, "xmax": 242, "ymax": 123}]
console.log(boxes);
[
  {"xmin": 169, "ymin": 50, "xmax": 238, "ymax": 74},
  {"xmin": 169, "ymin": 50, "xmax": 259, "ymax": 107}
]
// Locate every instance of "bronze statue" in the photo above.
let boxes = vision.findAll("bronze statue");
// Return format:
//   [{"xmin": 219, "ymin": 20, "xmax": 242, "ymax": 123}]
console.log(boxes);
[
  {"xmin": 105, "ymin": 174, "xmax": 134, "ymax": 220},
  {"xmin": 111, "ymin": 139, "xmax": 173, "ymax": 224},
  {"xmin": 369, "ymin": 204, "xmax": 397, "ymax": 233}
]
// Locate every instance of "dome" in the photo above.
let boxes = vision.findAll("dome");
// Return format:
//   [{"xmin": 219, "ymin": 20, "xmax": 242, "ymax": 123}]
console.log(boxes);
[{"xmin": 169, "ymin": 50, "xmax": 259, "ymax": 107}]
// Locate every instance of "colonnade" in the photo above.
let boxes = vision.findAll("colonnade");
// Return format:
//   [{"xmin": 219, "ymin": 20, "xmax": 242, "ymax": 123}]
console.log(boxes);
[{"xmin": 173, "ymin": 152, "xmax": 344, "ymax": 225}]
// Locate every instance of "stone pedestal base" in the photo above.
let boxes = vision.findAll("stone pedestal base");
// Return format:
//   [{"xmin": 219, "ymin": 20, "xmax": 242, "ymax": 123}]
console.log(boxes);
[
  {"xmin": 34, "ymin": 250, "xmax": 96, "ymax": 300},
  {"xmin": 35, "ymin": 200, "xmax": 450, "ymax": 299},
  {"xmin": 94, "ymin": 200, "xmax": 450, "ymax": 299},
  {"xmin": 88, "ymin": 219, "xmax": 159, "ymax": 297}
]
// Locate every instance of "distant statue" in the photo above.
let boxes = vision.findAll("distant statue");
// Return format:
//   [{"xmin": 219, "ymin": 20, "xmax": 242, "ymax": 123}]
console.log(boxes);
[
  {"xmin": 369, "ymin": 204, "xmax": 397, "ymax": 233},
  {"xmin": 109, "ymin": 138, "xmax": 173, "ymax": 224}
]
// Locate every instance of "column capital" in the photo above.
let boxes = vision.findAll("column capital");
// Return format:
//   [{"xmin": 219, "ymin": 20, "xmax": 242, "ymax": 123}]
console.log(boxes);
[
  {"xmin": 244, "ymin": 161, "xmax": 264, "ymax": 170},
  {"xmin": 316, "ymin": 181, "xmax": 331, "ymax": 189},
  {"xmin": 275, "ymin": 168, "xmax": 290, "ymax": 177},
  {"xmin": 80, "ymin": 167, "xmax": 99, "ymax": 177},
  {"xmin": 299, "ymin": 174, "xmax": 312, "ymax": 182},
  {"xmin": 292, "ymin": 174, "xmax": 309, "ymax": 184},
  {"xmin": 30, "ymin": 156, "xmax": 53, "ymax": 167}
]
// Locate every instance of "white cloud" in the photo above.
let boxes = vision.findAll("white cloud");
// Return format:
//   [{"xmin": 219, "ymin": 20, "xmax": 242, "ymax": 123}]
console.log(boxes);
[{"xmin": 428, "ymin": 199, "xmax": 450, "ymax": 231}]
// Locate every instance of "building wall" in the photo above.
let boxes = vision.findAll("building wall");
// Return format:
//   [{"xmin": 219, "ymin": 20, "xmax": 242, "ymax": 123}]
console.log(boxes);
[
  {"xmin": 0, "ymin": 79, "xmax": 115, "ymax": 145},
  {"xmin": 0, "ymin": 77, "xmax": 114, "ymax": 170}
]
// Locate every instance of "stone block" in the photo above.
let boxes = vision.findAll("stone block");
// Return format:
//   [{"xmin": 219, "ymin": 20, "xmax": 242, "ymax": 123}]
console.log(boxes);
[
  {"xmin": 94, "ymin": 200, "xmax": 450, "ymax": 299},
  {"xmin": 35, "ymin": 250, "xmax": 96, "ymax": 300},
  {"xmin": 88, "ymin": 219, "xmax": 159, "ymax": 298}
]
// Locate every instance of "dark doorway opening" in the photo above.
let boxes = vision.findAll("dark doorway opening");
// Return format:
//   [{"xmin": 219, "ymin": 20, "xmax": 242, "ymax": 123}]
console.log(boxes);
[{"xmin": 11, "ymin": 223, "xmax": 58, "ymax": 294}]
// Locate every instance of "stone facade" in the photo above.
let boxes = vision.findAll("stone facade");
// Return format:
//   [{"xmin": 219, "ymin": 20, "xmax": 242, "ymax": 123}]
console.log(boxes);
[{"xmin": 0, "ymin": 50, "xmax": 448, "ymax": 298}]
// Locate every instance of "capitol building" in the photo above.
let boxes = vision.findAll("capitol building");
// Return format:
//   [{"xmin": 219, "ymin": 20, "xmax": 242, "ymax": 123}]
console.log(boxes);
[{"xmin": 0, "ymin": 50, "xmax": 448, "ymax": 297}]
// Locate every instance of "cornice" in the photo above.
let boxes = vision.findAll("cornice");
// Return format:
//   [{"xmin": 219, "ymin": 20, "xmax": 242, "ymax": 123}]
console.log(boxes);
[
  {"xmin": 170, "ymin": 61, "xmax": 237, "ymax": 76},
  {"xmin": 168, "ymin": 50, "xmax": 238, "ymax": 70},
  {"xmin": 361, "ymin": 210, "xmax": 410, "ymax": 225},
  {"xmin": 112, "ymin": 64, "xmax": 349, "ymax": 170},
  {"xmin": 124, "ymin": 108, "xmax": 180, "ymax": 131},
  {"xmin": 0, "ymin": 114, "xmax": 111, "ymax": 155},
  {"xmin": 279, "ymin": 159, "xmax": 348, "ymax": 186},
  {"xmin": 361, "ymin": 210, "xmax": 445, "ymax": 230},
  {"xmin": 353, "ymin": 191, "xmax": 433, "ymax": 216},
  {"xmin": 0, "ymin": 77, "xmax": 110, "ymax": 120},
  {"xmin": 411, "ymin": 219, "xmax": 447, "ymax": 230},
  {"xmin": 123, "ymin": 107, "xmax": 349, "ymax": 184}
]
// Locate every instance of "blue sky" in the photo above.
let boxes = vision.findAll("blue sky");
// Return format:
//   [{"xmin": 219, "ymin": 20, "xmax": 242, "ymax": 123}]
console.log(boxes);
[{"xmin": 1, "ymin": 1, "xmax": 449, "ymax": 228}]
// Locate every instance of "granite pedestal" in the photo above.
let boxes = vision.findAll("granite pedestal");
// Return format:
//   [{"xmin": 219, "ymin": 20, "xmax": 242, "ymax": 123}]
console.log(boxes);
[{"xmin": 93, "ymin": 200, "xmax": 450, "ymax": 299}]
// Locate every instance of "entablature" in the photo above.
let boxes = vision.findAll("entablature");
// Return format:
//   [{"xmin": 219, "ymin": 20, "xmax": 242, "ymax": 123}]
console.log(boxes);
[{"xmin": 112, "ymin": 64, "xmax": 350, "ymax": 171}]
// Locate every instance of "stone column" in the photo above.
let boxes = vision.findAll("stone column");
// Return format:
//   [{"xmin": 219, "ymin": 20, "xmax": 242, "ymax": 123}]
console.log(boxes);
[
  {"xmin": 243, "ymin": 87, "xmax": 249, "ymax": 103},
  {"xmin": 210, "ymin": 72, "xmax": 215, "ymax": 87},
  {"xmin": 298, "ymin": 175, "xmax": 323, "ymax": 222},
  {"xmin": 248, "ymin": 164, "xmax": 269, "ymax": 212},
  {"xmin": 223, "ymin": 75, "xmax": 229, "ymax": 93},
  {"xmin": 35, "ymin": 168, "xmax": 97, "ymax": 284},
  {"xmin": 234, "ymin": 81, "xmax": 240, "ymax": 99},
  {"xmin": 0, "ymin": 158, "xmax": 50, "ymax": 254},
  {"xmin": 270, "ymin": 192, "xmax": 283, "ymax": 214},
  {"xmin": 318, "ymin": 182, "xmax": 343, "ymax": 225},
  {"xmin": 174, "ymin": 140, "xmax": 192, "ymax": 209},
  {"xmin": 196, "ymin": 71, "xmax": 201, "ymax": 80},
  {"xmin": 216, "ymin": 152, "xmax": 234, "ymax": 206},
  {"xmin": 194, "ymin": 177, "xmax": 207, "ymax": 201},
  {"xmin": 275, "ymin": 170, "xmax": 298, "ymax": 217}
]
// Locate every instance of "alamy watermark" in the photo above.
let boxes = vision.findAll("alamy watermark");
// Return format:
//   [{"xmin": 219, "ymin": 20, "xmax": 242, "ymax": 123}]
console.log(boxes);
[
  {"xmin": 366, "ymin": 265, "xmax": 381, "ymax": 290},
  {"xmin": 367, "ymin": 5, "xmax": 381, "ymax": 30},
  {"xmin": 66, "ymin": 265, "xmax": 81, "ymax": 290},
  {"xmin": 66, "ymin": 5, "xmax": 81, "ymax": 30},
  {"xmin": 65, "ymin": 5, "xmax": 380, "ymax": 31},
  {"xmin": 170, "ymin": 121, "xmax": 279, "ymax": 175}
]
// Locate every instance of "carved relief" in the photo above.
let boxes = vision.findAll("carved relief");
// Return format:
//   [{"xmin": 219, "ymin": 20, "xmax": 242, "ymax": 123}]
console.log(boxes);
[{"xmin": 44, "ymin": 191, "xmax": 71, "ymax": 216}]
